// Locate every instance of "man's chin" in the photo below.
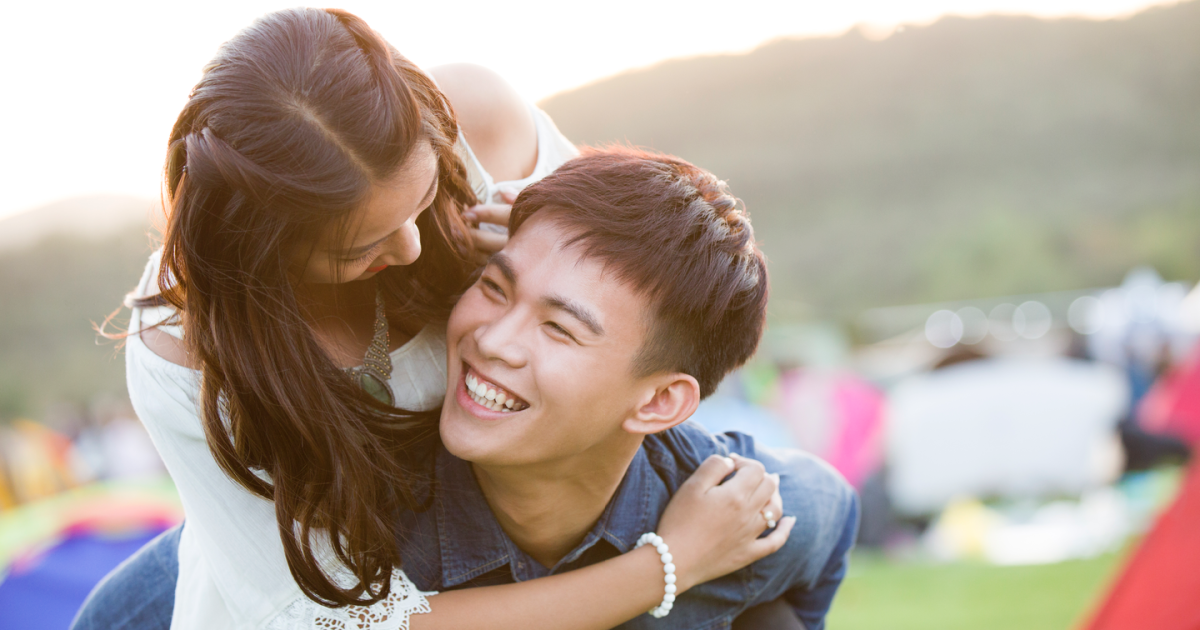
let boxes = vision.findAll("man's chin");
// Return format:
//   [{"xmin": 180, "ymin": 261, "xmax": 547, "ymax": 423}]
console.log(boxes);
[{"xmin": 439, "ymin": 403, "xmax": 498, "ymax": 463}]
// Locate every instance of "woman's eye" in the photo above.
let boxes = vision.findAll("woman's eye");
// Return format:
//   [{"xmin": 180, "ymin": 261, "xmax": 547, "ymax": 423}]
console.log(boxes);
[{"xmin": 345, "ymin": 243, "xmax": 380, "ymax": 264}]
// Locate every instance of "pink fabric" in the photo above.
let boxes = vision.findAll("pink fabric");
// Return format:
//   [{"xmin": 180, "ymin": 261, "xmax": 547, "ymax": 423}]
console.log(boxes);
[
  {"xmin": 828, "ymin": 379, "xmax": 885, "ymax": 488},
  {"xmin": 1138, "ymin": 341, "xmax": 1200, "ymax": 444},
  {"xmin": 774, "ymin": 369, "xmax": 884, "ymax": 488}
]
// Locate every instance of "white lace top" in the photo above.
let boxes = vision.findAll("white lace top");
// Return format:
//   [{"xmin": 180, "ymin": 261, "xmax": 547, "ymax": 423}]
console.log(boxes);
[{"xmin": 126, "ymin": 106, "xmax": 577, "ymax": 630}]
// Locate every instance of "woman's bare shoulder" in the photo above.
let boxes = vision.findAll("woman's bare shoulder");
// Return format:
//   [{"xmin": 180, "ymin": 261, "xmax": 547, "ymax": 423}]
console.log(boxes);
[
  {"xmin": 429, "ymin": 63, "xmax": 537, "ymax": 182},
  {"xmin": 139, "ymin": 326, "xmax": 196, "ymax": 368}
]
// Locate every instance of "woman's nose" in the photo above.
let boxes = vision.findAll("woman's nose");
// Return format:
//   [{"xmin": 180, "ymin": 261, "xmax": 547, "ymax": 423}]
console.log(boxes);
[{"xmin": 382, "ymin": 223, "xmax": 422, "ymax": 267}]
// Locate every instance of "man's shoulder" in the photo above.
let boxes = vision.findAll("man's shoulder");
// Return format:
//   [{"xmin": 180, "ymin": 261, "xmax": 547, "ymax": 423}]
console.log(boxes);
[
  {"xmin": 652, "ymin": 421, "xmax": 859, "ymax": 588},
  {"xmin": 652, "ymin": 421, "xmax": 855, "ymax": 503}
]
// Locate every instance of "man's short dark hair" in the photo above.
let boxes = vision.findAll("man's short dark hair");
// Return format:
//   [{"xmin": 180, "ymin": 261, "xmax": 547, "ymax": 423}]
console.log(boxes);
[{"xmin": 509, "ymin": 146, "xmax": 768, "ymax": 398}]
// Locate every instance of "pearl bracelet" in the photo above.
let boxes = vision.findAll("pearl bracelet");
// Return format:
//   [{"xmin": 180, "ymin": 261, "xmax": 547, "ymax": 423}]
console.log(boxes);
[{"xmin": 635, "ymin": 532, "xmax": 677, "ymax": 618}]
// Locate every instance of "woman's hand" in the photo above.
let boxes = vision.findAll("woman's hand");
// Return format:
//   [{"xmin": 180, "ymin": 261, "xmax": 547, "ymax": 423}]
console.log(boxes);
[
  {"xmin": 465, "ymin": 190, "xmax": 517, "ymax": 263},
  {"xmin": 655, "ymin": 453, "xmax": 792, "ymax": 593}
]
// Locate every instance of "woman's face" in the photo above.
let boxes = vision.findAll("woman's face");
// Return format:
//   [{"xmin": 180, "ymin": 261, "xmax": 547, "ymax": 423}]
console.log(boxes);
[{"xmin": 293, "ymin": 141, "xmax": 440, "ymax": 284}]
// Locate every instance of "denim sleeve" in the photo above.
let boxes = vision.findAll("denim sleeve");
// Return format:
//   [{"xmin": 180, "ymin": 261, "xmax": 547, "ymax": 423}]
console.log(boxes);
[
  {"xmin": 71, "ymin": 524, "xmax": 181, "ymax": 630},
  {"xmin": 705, "ymin": 428, "xmax": 860, "ymax": 630},
  {"xmin": 785, "ymin": 492, "xmax": 859, "ymax": 630}
]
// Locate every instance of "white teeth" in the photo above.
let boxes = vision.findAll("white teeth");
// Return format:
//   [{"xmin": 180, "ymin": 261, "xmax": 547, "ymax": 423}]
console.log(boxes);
[{"xmin": 465, "ymin": 369, "xmax": 526, "ymax": 413}]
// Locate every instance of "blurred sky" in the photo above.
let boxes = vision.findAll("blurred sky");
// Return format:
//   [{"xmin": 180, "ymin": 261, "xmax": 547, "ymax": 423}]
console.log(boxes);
[{"xmin": 0, "ymin": 0, "xmax": 1175, "ymax": 220}]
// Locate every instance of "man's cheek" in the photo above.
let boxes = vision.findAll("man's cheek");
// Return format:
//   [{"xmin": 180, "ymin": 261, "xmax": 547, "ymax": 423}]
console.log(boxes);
[{"xmin": 447, "ymin": 292, "xmax": 482, "ymax": 337}]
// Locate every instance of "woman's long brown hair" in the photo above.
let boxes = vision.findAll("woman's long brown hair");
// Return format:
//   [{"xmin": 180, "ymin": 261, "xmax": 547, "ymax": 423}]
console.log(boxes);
[{"xmin": 136, "ymin": 9, "xmax": 475, "ymax": 606}]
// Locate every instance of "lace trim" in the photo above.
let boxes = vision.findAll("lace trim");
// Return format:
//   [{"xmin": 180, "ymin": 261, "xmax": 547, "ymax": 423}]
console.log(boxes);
[{"xmin": 265, "ymin": 569, "xmax": 435, "ymax": 630}]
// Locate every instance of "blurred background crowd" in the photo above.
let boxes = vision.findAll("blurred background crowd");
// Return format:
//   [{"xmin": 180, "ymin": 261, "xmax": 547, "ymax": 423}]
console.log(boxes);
[{"xmin": 2, "ymin": 1, "xmax": 1199, "ymax": 628}]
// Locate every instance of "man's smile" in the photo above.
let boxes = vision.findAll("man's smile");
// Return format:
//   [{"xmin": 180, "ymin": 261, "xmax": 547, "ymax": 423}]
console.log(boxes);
[{"xmin": 457, "ymin": 361, "xmax": 530, "ymax": 417}]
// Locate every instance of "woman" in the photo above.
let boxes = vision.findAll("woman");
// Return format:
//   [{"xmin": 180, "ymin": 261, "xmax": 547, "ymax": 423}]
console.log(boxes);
[{"xmin": 77, "ymin": 8, "xmax": 793, "ymax": 630}]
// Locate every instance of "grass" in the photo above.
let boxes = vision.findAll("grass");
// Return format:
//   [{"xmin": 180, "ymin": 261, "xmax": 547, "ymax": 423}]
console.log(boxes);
[{"xmin": 826, "ymin": 547, "xmax": 1132, "ymax": 630}]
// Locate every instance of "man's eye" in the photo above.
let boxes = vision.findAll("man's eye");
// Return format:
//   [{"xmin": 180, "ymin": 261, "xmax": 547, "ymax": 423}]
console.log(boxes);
[
  {"xmin": 546, "ymin": 322, "xmax": 577, "ymax": 342},
  {"xmin": 481, "ymin": 278, "xmax": 504, "ymax": 296}
]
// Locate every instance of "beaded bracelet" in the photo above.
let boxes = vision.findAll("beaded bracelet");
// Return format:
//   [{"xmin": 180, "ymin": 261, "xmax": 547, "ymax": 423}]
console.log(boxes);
[{"xmin": 635, "ymin": 532, "xmax": 677, "ymax": 618}]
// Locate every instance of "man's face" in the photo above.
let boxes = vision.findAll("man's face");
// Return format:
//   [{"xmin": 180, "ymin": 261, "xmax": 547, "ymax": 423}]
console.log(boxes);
[{"xmin": 441, "ymin": 212, "xmax": 655, "ymax": 468}]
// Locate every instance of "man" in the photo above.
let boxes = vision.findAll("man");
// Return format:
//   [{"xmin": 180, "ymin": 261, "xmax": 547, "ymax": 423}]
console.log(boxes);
[{"xmin": 399, "ymin": 147, "xmax": 859, "ymax": 629}]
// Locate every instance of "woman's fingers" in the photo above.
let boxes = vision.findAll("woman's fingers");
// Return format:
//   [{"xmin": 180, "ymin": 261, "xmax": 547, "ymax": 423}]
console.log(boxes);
[
  {"xmin": 682, "ymin": 455, "xmax": 736, "ymax": 493},
  {"xmin": 747, "ymin": 472, "xmax": 780, "ymax": 524},
  {"xmin": 721, "ymin": 453, "xmax": 767, "ymax": 496},
  {"xmin": 464, "ymin": 203, "xmax": 512, "ymax": 226},
  {"xmin": 750, "ymin": 516, "xmax": 796, "ymax": 559},
  {"xmin": 470, "ymin": 228, "xmax": 508, "ymax": 256},
  {"xmin": 655, "ymin": 454, "xmax": 793, "ymax": 588},
  {"xmin": 465, "ymin": 200, "xmax": 514, "ymax": 260},
  {"xmin": 761, "ymin": 475, "xmax": 783, "ymax": 530}
]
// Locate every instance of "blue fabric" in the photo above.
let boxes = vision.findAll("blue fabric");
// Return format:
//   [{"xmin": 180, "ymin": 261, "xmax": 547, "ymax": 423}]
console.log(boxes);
[
  {"xmin": 398, "ymin": 421, "xmax": 859, "ymax": 630},
  {"xmin": 0, "ymin": 527, "xmax": 169, "ymax": 630},
  {"xmin": 67, "ymin": 524, "xmax": 181, "ymax": 630}
]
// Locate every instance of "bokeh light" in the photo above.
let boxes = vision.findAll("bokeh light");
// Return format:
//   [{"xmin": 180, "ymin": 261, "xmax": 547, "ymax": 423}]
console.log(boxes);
[
  {"xmin": 1068, "ymin": 295, "xmax": 1105, "ymax": 335},
  {"xmin": 926, "ymin": 309, "xmax": 965, "ymax": 348},
  {"xmin": 1014, "ymin": 301, "xmax": 1053, "ymax": 340}
]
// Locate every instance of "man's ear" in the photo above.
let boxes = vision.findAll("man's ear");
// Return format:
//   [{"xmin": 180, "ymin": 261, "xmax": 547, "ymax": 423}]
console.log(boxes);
[{"xmin": 622, "ymin": 373, "xmax": 701, "ymax": 435}]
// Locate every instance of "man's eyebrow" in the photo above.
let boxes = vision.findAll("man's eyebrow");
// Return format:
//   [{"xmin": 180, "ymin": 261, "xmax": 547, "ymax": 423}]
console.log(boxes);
[
  {"xmin": 542, "ymin": 294, "xmax": 604, "ymax": 336},
  {"xmin": 488, "ymin": 252, "xmax": 518, "ymax": 285},
  {"xmin": 343, "ymin": 175, "xmax": 439, "ymax": 257},
  {"xmin": 486, "ymin": 253, "xmax": 602, "ymax": 335}
]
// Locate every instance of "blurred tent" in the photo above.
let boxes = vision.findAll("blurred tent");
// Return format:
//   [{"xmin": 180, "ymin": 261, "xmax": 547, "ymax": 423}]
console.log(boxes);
[
  {"xmin": 0, "ymin": 421, "xmax": 84, "ymax": 509},
  {"xmin": 0, "ymin": 529, "xmax": 166, "ymax": 630},
  {"xmin": 0, "ymin": 479, "xmax": 181, "ymax": 630},
  {"xmin": 1085, "ymin": 306, "xmax": 1200, "ymax": 629},
  {"xmin": 1083, "ymin": 462, "xmax": 1200, "ymax": 630},
  {"xmin": 773, "ymin": 369, "xmax": 884, "ymax": 489},
  {"xmin": 1138, "ymin": 341, "xmax": 1200, "ymax": 446},
  {"xmin": 886, "ymin": 358, "xmax": 1128, "ymax": 515},
  {"xmin": 694, "ymin": 365, "xmax": 885, "ymax": 489},
  {"xmin": 1, "ymin": 418, "xmax": 177, "ymax": 628}
]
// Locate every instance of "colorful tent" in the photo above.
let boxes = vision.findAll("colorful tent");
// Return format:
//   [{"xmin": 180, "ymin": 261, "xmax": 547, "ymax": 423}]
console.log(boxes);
[
  {"xmin": 0, "ymin": 529, "xmax": 167, "ymax": 630},
  {"xmin": 1138, "ymin": 341, "xmax": 1200, "ymax": 445},
  {"xmin": 1083, "ymin": 461, "xmax": 1200, "ymax": 629},
  {"xmin": 0, "ymin": 479, "xmax": 181, "ymax": 629}
]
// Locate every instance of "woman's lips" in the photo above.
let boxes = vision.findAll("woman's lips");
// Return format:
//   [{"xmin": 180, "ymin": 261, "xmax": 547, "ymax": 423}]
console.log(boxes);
[{"xmin": 366, "ymin": 264, "xmax": 388, "ymax": 273}]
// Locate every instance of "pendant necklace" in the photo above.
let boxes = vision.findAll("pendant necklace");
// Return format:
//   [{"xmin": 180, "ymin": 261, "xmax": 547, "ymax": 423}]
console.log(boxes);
[{"xmin": 345, "ymin": 287, "xmax": 395, "ymax": 406}]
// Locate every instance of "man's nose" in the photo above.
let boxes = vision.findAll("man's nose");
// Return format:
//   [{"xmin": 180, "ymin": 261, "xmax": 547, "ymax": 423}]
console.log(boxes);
[{"xmin": 475, "ymin": 309, "xmax": 528, "ymax": 368}]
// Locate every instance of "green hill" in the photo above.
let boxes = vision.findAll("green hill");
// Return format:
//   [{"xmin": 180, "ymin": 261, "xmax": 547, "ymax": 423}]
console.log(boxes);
[
  {"xmin": 5, "ymin": 2, "xmax": 1200, "ymax": 419},
  {"xmin": 541, "ymin": 1, "xmax": 1200, "ymax": 315},
  {"xmin": 0, "ymin": 228, "xmax": 154, "ymax": 420}
]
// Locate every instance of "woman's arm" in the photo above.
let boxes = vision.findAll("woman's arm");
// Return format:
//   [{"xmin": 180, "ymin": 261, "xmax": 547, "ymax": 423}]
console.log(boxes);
[
  {"xmin": 430, "ymin": 63, "xmax": 538, "ymax": 183},
  {"xmin": 412, "ymin": 455, "xmax": 794, "ymax": 630},
  {"xmin": 428, "ymin": 63, "xmax": 547, "ymax": 258}
]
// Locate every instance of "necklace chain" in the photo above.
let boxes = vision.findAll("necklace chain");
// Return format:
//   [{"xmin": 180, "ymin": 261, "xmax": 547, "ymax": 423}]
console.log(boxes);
[{"xmin": 345, "ymin": 287, "xmax": 394, "ymax": 404}]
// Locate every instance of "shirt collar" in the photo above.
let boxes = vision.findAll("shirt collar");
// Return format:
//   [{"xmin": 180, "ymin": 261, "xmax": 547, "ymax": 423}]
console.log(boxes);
[{"xmin": 432, "ymin": 442, "xmax": 662, "ymax": 587}]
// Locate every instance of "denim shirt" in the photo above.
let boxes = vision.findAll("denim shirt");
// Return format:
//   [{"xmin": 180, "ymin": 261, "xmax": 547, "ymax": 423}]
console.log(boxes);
[{"xmin": 397, "ymin": 421, "xmax": 859, "ymax": 630}]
